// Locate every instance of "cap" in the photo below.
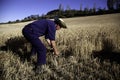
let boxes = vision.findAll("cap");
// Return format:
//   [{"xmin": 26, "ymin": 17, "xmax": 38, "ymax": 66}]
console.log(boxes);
[{"xmin": 54, "ymin": 18, "xmax": 67, "ymax": 28}]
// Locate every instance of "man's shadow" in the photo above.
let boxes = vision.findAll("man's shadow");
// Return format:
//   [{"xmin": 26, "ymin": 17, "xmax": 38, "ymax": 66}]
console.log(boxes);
[
  {"xmin": 0, "ymin": 36, "xmax": 31, "ymax": 62},
  {"xmin": 92, "ymin": 38, "xmax": 120, "ymax": 64}
]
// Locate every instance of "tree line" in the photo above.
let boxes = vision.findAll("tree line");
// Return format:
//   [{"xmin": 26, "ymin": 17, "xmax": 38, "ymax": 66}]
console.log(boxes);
[{"xmin": 5, "ymin": 0, "xmax": 120, "ymax": 24}]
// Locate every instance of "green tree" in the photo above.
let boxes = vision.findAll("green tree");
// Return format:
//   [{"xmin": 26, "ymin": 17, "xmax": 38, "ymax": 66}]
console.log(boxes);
[
  {"xmin": 84, "ymin": 5, "xmax": 89, "ymax": 15},
  {"xmin": 8, "ymin": 21, "xmax": 12, "ymax": 23},
  {"xmin": 58, "ymin": 4, "xmax": 64, "ymax": 17},
  {"xmin": 80, "ymin": 3, "xmax": 82, "ymax": 11},
  {"xmin": 116, "ymin": 0, "xmax": 120, "ymax": 9},
  {"xmin": 93, "ymin": 3, "xmax": 96, "ymax": 13},
  {"xmin": 107, "ymin": 0, "xmax": 115, "ymax": 10},
  {"xmin": 15, "ymin": 19, "xmax": 20, "ymax": 23},
  {"xmin": 59, "ymin": 4, "xmax": 64, "ymax": 11},
  {"xmin": 66, "ymin": 5, "xmax": 71, "ymax": 11}
]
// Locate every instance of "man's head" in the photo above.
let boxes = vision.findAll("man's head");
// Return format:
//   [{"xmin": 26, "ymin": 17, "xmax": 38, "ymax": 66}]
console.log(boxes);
[{"xmin": 54, "ymin": 18, "xmax": 67, "ymax": 30}]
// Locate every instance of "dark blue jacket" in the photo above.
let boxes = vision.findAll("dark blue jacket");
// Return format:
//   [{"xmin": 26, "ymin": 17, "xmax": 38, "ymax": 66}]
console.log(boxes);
[{"xmin": 28, "ymin": 19, "xmax": 56, "ymax": 40}]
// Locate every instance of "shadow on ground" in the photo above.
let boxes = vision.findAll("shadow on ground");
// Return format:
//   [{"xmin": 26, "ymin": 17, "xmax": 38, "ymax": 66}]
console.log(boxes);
[
  {"xmin": 92, "ymin": 38, "xmax": 120, "ymax": 64},
  {"xmin": 0, "ymin": 36, "xmax": 31, "ymax": 62}
]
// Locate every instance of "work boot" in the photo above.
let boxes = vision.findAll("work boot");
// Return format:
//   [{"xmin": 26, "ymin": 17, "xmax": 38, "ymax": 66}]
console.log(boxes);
[
  {"xmin": 34, "ymin": 65, "xmax": 47, "ymax": 74},
  {"xmin": 34, "ymin": 64, "xmax": 51, "ymax": 74}
]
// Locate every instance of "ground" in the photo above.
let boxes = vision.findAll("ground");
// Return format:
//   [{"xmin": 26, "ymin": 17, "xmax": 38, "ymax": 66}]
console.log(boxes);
[{"xmin": 0, "ymin": 13, "xmax": 120, "ymax": 80}]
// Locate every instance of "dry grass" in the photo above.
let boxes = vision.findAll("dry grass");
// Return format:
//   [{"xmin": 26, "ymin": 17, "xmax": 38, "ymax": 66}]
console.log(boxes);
[{"xmin": 0, "ymin": 13, "xmax": 120, "ymax": 80}]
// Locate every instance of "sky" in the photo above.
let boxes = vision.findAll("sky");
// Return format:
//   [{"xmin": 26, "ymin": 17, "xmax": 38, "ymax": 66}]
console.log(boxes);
[{"xmin": 0, "ymin": 0, "xmax": 107, "ymax": 23}]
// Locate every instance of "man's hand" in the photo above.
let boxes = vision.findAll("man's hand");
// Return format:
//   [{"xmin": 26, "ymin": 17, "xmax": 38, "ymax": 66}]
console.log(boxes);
[
  {"xmin": 50, "ymin": 48, "xmax": 59, "ymax": 56},
  {"xmin": 50, "ymin": 40, "xmax": 59, "ymax": 56},
  {"xmin": 54, "ymin": 51, "xmax": 59, "ymax": 56},
  {"xmin": 46, "ymin": 39, "xmax": 60, "ymax": 56}
]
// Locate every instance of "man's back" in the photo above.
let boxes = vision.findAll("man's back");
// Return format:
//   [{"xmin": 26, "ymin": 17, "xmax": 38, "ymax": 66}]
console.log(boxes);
[{"xmin": 29, "ymin": 19, "xmax": 56, "ymax": 40}]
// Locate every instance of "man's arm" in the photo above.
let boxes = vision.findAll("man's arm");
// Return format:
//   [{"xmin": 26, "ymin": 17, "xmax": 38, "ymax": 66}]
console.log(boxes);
[
  {"xmin": 50, "ymin": 40, "xmax": 59, "ymax": 56},
  {"xmin": 46, "ymin": 39, "xmax": 59, "ymax": 56}
]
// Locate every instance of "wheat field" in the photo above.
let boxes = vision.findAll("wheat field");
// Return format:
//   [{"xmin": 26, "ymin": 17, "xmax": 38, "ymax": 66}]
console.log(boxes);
[{"xmin": 0, "ymin": 13, "xmax": 120, "ymax": 80}]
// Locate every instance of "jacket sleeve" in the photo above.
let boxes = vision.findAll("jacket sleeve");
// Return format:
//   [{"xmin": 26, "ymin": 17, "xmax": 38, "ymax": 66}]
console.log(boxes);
[{"xmin": 45, "ymin": 22, "xmax": 56, "ymax": 40}]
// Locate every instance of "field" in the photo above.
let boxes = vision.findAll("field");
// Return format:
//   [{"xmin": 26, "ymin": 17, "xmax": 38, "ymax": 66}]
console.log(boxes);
[{"xmin": 0, "ymin": 13, "xmax": 120, "ymax": 80}]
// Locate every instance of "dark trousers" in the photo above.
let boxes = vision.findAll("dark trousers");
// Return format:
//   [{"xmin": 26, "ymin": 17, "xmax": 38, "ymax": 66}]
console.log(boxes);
[{"xmin": 22, "ymin": 24, "xmax": 46, "ymax": 65}]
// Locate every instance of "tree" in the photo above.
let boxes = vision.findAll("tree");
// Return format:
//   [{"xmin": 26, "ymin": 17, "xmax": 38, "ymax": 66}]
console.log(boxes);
[
  {"xmin": 58, "ymin": 4, "xmax": 64, "ymax": 17},
  {"xmin": 66, "ymin": 5, "xmax": 71, "ymax": 11},
  {"xmin": 15, "ymin": 19, "xmax": 20, "ymax": 23},
  {"xmin": 84, "ymin": 5, "xmax": 89, "ymax": 15},
  {"xmin": 59, "ymin": 4, "xmax": 64, "ymax": 11},
  {"xmin": 80, "ymin": 3, "xmax": 82, "ymax": 11},
  {"xmin": 107, "ymin": 0, "xmax": 120, "ymax": 11},
  {"xmin": 116, "ymin": 0, "xmax": 120, "ymax": 9},
  {"xmin": 107, "ymin": 0, "xmax": 115, "ymax": 10},
  {"xmin": 93, "ymin": 3, "xmax": 96, "ymax": 13},
  {"xmin": 8, "ymin": 21, "xmax": 12, "ymax": 23}
]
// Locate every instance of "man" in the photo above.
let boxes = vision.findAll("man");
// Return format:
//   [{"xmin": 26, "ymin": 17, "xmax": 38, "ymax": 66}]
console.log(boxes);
[{"xmin": 22, "ymin": 18, "xmax": 67, "ymax": 73}]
